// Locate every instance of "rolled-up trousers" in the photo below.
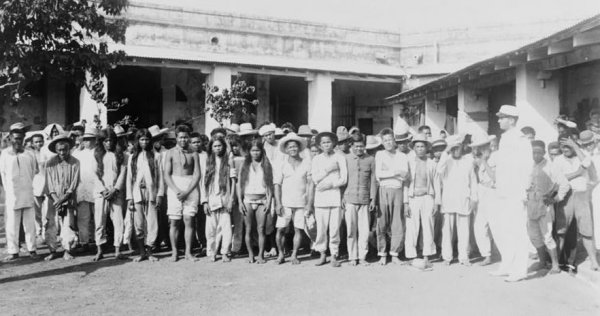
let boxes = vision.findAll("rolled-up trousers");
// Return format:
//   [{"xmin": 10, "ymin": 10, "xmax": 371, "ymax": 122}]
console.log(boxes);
[
  {"xmin": 377, "ymin": 187, "xmax": 404, "ymax": 257},
  {"xmin": 405, "ymin": 195, "xmax": 435, "ymax": 259}
]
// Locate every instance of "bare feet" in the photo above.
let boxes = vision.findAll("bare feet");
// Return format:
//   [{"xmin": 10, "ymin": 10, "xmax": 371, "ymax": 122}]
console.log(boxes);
[
  {"xmin": 63, "ymin": 251, "xmax": 74, "ymax": 261},
  {"xmin": 548, "ymin": 266, "xmax": 561, "ymax": 274},
  {"xmin": 133, "ymin": 254, "xmax": 148, "ymax": 262},
  {"xmin": 29, "ymin": 251, "xmax": 39, "ymax": 260},
  {"xmin": 331, "ymin": 255, "xmax": 341, "ymax": 268},
  {"xmin": 379, "ymin": 256, "xmax": 387, "ymax": 266},
  {"xmin": 291, "ymin": 257, "xmax": 301, "ymax": 265},
  {"xmin": 115, "ymin": 253, "xmax": 127, "ymax": 260},
  {"xmin": 315, "ymin": 253, "xmax": 327, "ymax": 266},
  {"xmin": 185, "ymin": 254, "xmax": 198, "ymax": 262},
  {"xmin": 222, "ymin": 255, "xmax": 232, "ymax": 263},
  {"xmin": 210, "ymin": 255, "xmax": 217, "ymax": 262},
  {"xmin": 479, "ymin": 257, "xmax": 492, "ymax": 266},
  {"xmin": 45, "ymin": 252, "xmax": 59, "ymax": 261},
  {"xmin": 349, "ymin": 260, "xmax": 358, "ymax": 266},
  {"xmin": 590, "ymin": 263, "xmax": 599, "ymax": 271},
  {"xmin": 391, "ymin": 257, "xmax": 406, "ymax": 265},
  {"xmin": 169, "ymin": 253, "xmax": 179, "ymax": 262},
  {"xmin": 459, "ymin": 259, "xmax": 471, "ymax": 266},
  {"xmin": 148, "ymin": 255, "xmax": 159, "ymax": 262},
  {"xmin": 248, "ymin": 257, "xmax": 256, "ymax": 264},
  {"xmin": 444, "ymin": 260, "xmax": 452, "ymax": 266},
  {"xmin": 360, "ymin": 260, "xmax": 370, "ymax": 266},
  {"xmin": 92, "ymin": 252, "xmax": 104, "ymax": 262}
]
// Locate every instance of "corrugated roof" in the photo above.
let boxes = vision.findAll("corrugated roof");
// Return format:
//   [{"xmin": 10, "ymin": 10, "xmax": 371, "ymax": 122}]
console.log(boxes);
[
  {"xmin": 386, "ymin": 13, "xmax": 600, "ymax": 101},
  {"xmin": 115, "ymin": 45, "xmax": 408, "ymax": 78}
]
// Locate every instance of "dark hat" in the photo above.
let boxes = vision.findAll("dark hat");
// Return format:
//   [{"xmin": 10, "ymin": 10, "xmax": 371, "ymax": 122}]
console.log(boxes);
[
  {"xmin": 48, "ymin": 133, "xmax": 75, "ymax": 153},
  {"xmin": 315, "ymin": 131, "xmax": 338, "ymax": 146}
]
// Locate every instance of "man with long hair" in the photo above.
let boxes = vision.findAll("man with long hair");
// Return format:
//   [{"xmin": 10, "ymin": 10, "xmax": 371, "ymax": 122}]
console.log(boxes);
[
  {"xmin": 164, "ymin": 125, "xmax": 201, "ymax": 262},
  {"xmin": 126, "ymin": 128, "xmax": 165, "ymax": 262},
  {"xmin": 72, "ymin": 126, "xmax": 98, "ymax": 251},
  {"xmin": 93, "ymin": 127, "xmax": 128, "ymax": 261},
  {"xmin": 236, "ymin": 138, "xmax": 274, "ymax": 263},
  {"xmin": 201, "ymin": 136, "xmax": 234, "ymax": 262}
]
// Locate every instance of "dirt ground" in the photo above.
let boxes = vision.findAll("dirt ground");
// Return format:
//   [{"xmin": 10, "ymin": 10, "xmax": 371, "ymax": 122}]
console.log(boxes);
[{"xmin": 0, "ymin": 245, "xmax": 599, "ymax": 316}]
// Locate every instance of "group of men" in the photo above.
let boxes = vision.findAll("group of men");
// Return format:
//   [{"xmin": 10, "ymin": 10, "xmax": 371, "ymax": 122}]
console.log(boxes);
[{"xmin": 1, "ymin": 104, "xmax": 599, "ymax": 283}]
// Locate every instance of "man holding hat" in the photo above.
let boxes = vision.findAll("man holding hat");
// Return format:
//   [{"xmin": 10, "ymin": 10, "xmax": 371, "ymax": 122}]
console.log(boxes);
[
  {"xmin": 0, "ymin": 123, "xmax": 39, "ymax": 261},
  {"xmin": 72, "ymin": 126, "xmax": 98, "ymax": 250},
  {"xmin": 274, "ymin": 132, "xmax": 313, "ymax": 264},
  {"xmin": 437, "ymin": 134, "xmax": 477, "ymax": 266},
  {"xmin": 492, "ymin": 105, "xmax": 534, "ymax": 281},
  {"xmin": 44, "ymin": 134, "xmax": 80, "ymax": 260},
  {"xmin": 404, "ymin": 134, "xmax": 440, "ymax": 270}
]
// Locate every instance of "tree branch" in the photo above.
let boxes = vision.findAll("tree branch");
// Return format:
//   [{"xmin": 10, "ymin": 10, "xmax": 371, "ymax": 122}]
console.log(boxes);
[{"xmin": 0, "ymin": 81, "xmax": 20, "ymax": 90}]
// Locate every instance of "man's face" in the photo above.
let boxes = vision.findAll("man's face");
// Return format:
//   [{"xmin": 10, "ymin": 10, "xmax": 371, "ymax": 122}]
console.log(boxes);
[
  {"xmin": 498, "ymin": 116, "xmax": 513, "ymax": 130},
  {"xmin": 190, "ymin": 137, "xmax": 202, "ymax": 153},
  {"xmin": 285, "ymin": 141, "xmax": 299, "ymax": 157},
  {"xmin": 310, "ymin": 145, "xmax": 320, "ymax": 157},
  {"xmin": 561, "ymin": 145, "xmax": 575, "ymax": 158},
  {"xmin": 264, "ymin": 131, "xmax": 276, "ymax": 145},
  {"xmin": 139, "ymin": 136, "xmax": 150, "ymax": 150},
  {"xmin": 422, "ymin": 129, "xmax": 432, "ymax": 138},
  {"xmin": 413, "ymin": 142, "xmax": 427, "ymax": 157},
  {"xmin": 532, "ymin": 146, "xmax": 545, "ymax": 164},
  {"xmin": 56, "ymin": 142, "xmax": 70, "ymax": 160},
  {"xmin": 103, "ymin": 138, "xmax": 113, "ymax": 151},
  {"xmin": 351, "ymin": 141, "xmax": 365, "ymax": 157},
  {"xmin": 319, "ymin": 136, "xmax": 334, "ymax": 153},
  {"xmin": 50, "ymin": 127, "xmax": 59, "ymax": 139},
  {"xmin": 250, "ymin": 146, "xmax": 262, "ymax": 161},
  {"xmin": 397, "ymin": 141, "xmax": 409, "ymax": 153},
  {"xmin": 451, "ymin": 146, "xmax": 463, "ymax": 159},
  {"xmin": 337, "ymin": 140, "xmax": 350, "ymax": 153},
  {"xmin": 32, "ymin": 136, "xmax": 44, "ymax": 150},
  {"xmin": 82, "ymin": 138, "xmax": 95, "ymax": 149},
  {"xmin": 11, "ymin": 132, "xmax": 24, "ymax": 151},
  {"xmin": 177, "ymin": 132, "xmax": 189, "ymax": 149},
  {"xmin": 382, "ymin": 134, "xmax": 396, "ymax": 152},
  {"xmin": 548, "ymin": 148, "xmax": 561, "ymax": 161},
  {"xmin": 231, "ymin": 143, "xmax": 241, "ymax": 156}
]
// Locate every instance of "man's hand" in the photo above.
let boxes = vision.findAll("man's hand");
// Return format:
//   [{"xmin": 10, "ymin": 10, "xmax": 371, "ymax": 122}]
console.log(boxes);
[
  {"xmin": 176, "ymin": 190, "xmax": 188, "ymax": 202},
  {"xmin": 306, "ymin": 205, "xmax": 314, "ymax": 216},
  {"xmin": 404, "ymin": 203, "xmax": 411, "ymax": 218},
  {"xmin": 202, "ymin": 202, "xmax": 211, "ymax": 216},
  {"xmin": 239, "ymin": 202, "xmax": 248, "ymax": 216},
  {"xmin": 275, "ymin": 204, "xmax": 284, "ymax": 216},
  {"xmin": 156, "ymin": 196, "xmax": 163, "ymax": 209},
  {"xmin": 369, "ymin": 199, "xmax": 377, "ymax": 212},
  {"xmin": 316, "ymin": 181, "xmax": 333, "ymax": 192},
  {"xmin": 127, "ymin": 200, "xmax": 134, "ymax": 211}
]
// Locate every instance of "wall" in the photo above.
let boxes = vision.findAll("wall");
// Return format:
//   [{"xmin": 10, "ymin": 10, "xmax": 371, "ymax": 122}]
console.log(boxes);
[
  {"xmin": 161, "ymin": 68, "xmax": 207, "ymax": 132},
  {"xmin": 561, "ymin": 61, "xmax": 600, "ymax": 127}
]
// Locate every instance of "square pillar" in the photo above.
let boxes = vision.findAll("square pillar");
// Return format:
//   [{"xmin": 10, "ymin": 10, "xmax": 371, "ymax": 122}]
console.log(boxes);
[
  {"xmin": 516, "ymin": 64, "xmax": 559, "ymax": 143},
  {"xmin": 307, "ymin": 73, "xmax": 333, "ymax": 132},
  {"xmin": 256, "ymin": 74, "xmax": 271, "ymax": 125},
  {"xmin": 424, "ymin": 93, "xmax": 446, "ymax": 135},
  {"xmin": 457, "ymin": 84, "xmax": 488, "ymax": 135},
  {"xmin": 79, "ymin": 74, "xmax": 107, "ymax": 127},
  {"xmin": 205, "ymin": 66, "xmax": 232, "ymax": 134}
]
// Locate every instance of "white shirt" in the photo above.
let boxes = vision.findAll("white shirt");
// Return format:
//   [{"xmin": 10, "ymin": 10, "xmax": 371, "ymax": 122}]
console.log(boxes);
[
  {"xmin": 495, "ymin": 127, "xmax": 533, "ymax": 201},
  {"xmin": 375, "ymin": 149, "xmax": 410, "ymax": 189},
  {"xmin": 311, "ymin": 152, "xmax": 347, "ymax": 207},
  {"xmin": 0, "ymin": 148, "xmax": 37, "ymax": 209},
  {"xmin": 275, "ymin": 157, "xmax": 312, "ymax": 208},
  {"xmin": 245, "ymin": 163, "xmax": 267, "ymax": 195},
  {"xmin": 553, "ymin": 154, "xmax": 588, "ymax": 192},
  {"xmin": 73, "ymin": 148, "xmax": 97, "ymax": 203}
]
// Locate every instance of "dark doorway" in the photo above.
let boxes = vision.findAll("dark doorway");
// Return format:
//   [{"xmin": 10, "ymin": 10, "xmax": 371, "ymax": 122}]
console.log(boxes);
[
  {"xmin": 358, "ymin": 118, "xmax": 373, "ymax": 135},
  {"xmin": 270, "ymin": 76, "xmax": 308, "ymax": 127},
  {"xmin": 488, "ymin": 82, "xmax": 516, "ymax": 136},
  {"xmin": 107, "ymin": 66, "xmax": 162, "ymax": 127}
]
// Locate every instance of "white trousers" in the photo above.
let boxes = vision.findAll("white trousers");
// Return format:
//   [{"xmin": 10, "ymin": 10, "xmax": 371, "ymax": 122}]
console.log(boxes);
[
  {"xmin": 592, "ymin": 185, "xmax": 600, "ymax": 249},
  {"xmin": 205, "ymin": 210, "xmax": 232, "ymax": 257},
  {"xmin": 405, "ymin": 195, "xmax": 436, "ymax": 258},
  {"xmin": 345, "ymin": 204, "xmax": 370, "ymax": 260},
  {"xmin": 442, "ymin": 213, "xmax": 470, "ymax": 262},
  {"xmin": 76, "ymin": 202, "xmax": 93, "ymax": 245},
  {"xmin": 5, "ymin": 207, "xmax": 36, "ymax": 254},
  {"xmin": 123, "ymin": 207, "xmax": 133, "ymax": 245},
  {"xmin": 474, "ymin": 185, "xmax": 494, "ymax": 257},
  {"xmin": 314, "ymin": 207, "xmax": 343, "ymax": 255},
  {"xmin": 494, "ymin": 197, "xmax": 529, "ymax": 278}
]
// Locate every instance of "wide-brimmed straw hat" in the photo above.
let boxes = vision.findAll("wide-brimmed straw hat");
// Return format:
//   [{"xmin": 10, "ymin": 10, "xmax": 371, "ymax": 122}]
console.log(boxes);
[
  {"xmin": 410, "ymin": 133, "xmax": 430, "ymax": 147},
  {"xmin": 9, "ymin": 122, "xmax": 30, "ymax": 133},
  {"xmin": 48, "ymin": 133, "xmax": 75, "ymax": 153},
  {"xmin": 579, "ymin": 130, "xmax": 596, "ymax": 146},
  {"xmin": 258, "ymin": 123, "xmax": 276, "ymax": 136},
  {"xmin": 279, "ymin": 132, "xmax": 307, "ymax": 154},
  {"xmin": 82, "ymin": 126, "xmax": 98, "ymax": 139},
  {"xmin": 238, "ymin": 123, "xmax": 258, "ymax": 136},
  {"xmin": 148, "ymin": 125, "xmax": 168, "ymax": 139},
  {"xmin": 113, "ymin": 125, "xmax": 131, "ymax": 138},
  {"xmin": 446, "ymin": 134, "xmax": 465, "ymax": 150},
  {"xmin": 297, "ymin": 125, "xmax": 313, "ymax": 137},
  {"xmin": 336, "ymin": 126, "xmax": 350, "ymax": 142},
  {"xmin": 365, "ymin": 135, "xmax": 382, "ymax": 150},
  {"xmin": 226, "ymin": 123, "xmax": 240, "ymax": 134}
]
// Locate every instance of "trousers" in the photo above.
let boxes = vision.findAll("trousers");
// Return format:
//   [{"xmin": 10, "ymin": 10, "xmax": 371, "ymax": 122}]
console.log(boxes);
[
  {"xmin": 495, "ymin": 197, "xmax": 529, "ymax": 278},
  {"xmin": 5, "ymin": 207, "xmax": 36, "ymax": 254},
  {"xmin": 405, "ymin": 195, "xmax": 436, "ymax": 258},
  {"xmin": 76, "ymin": 201, "xmax": 93, "ymax": 245},
  {"xmin": 94, "ymin": 197, "xmax": 124, "ymax": 247},
  {"xmin": 474, "ymin": 185, "xmax": 494, "ymax": 257},
  {"xmin": 442, "ymin": 213, "xmax": 470, "ymax": 262},
  {"xmin": 133, "ymin": 201, "xmax": 159, "ymax": 247},
  {"xmin": 376, "ymin": 187, "xmax": 404, "ymax": 257},
  {"xmin": 205, "ymin": 209, "xmax": 232, "ymax": 257},
  {"xmin": 345, "ymin": 203, "xmax": 370, "ymax": 260},
  {"xmin": 314, "ymin": 207, "xmax": 343, "ymax": 255}
]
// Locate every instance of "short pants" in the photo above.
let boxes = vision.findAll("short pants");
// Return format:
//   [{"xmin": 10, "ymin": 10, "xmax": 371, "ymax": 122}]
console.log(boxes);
[
  {"xmin": 276, "ymin": 207, "xmax": 305, "ymax": 230},
  {"xmin": 167, "ymin": 175, "xmax": 199, "ymax": 219}
]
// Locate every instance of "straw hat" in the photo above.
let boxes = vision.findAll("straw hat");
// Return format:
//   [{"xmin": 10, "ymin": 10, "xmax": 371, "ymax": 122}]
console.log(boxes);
[
  {"xmin": 579, "ymin": 130, "xmax": 596, "ymax": 146},
  {"xmin": 278, "ymin": 132, "xmax": 307, "ymax": 154},
  {"xmin": 496, "ymin": 105, "xmax": 519, "ymax": 118},
  {"xmin": 48, "ymin": 133, "xmax": 75, "ymax": 153},
  {"xmin": 148, "ymin": 125, "xmax": 168, "ymax": 139},
  {"xmin": 410, "ymin": 133, "xmax": 431, "ymax": 147},
  {"xmin": 258, "ymin": 123, "xmax": 276, "ymax": 136},
  {"xmin": 393, "ymin": 119, "xmax": 412, "ymax": 142},
  {"xmin": 226, "ymin": 123, "xmax": 240, "ymax": 134},
  {"xmin": 113, "ymin": 125, "xmax": 131, "ymax": 138},
  {"xmin": 365, "ymin": 135, "xmax": 382, "ymax": 150},
  {"xmin": 431, "ymin": 138, "xmax": 447, "ymax": 149},
  {"xmin": 446, "ymin": 134, "xmax": 465, "ymax": 150},
  {"xmin": 238, "ymin": 123, "xmax": 258, "ymax": 136},
  {"xmin": 297, "ymin": 125, "xmax": 313, "ymax": 137},
  {"xmin": 9, "ymin": 122, "xmax": 30, "ymax": 133},
  {"xmin": 336, "ymin": 126, "xmax": 350, "ymax": 142},
  {"xmin": 82, "ymin": 126, "xmax": 98, "ymax": 139}
]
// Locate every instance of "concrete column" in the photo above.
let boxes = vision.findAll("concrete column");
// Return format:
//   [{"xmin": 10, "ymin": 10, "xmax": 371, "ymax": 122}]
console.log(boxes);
[
  {"xmin": 515, "ymin": 64, "xmax": 559, "ymax": 143},
  {"xmin": 79, "ymin": 74, "xmax": 107, "ymax": 127},
  {"xmin": 256, "ymin": 74, "xmax": 271, "ymax": 125},
  {"xmin": 46, "ymin": 79, "xmax": 66, "ymax": 126},
  {"xmin": 424, "ymin": 93, "xmax": 446, "ymax": 135},
  {"xmin": 205, "ymin": 66, "xmax": 232, "ymax": 134},
  {"xmin": 457, "ymin": 84, "xmax": 488, "ymax": 135},
  {"xmin": 307, "ymin": 73, "xmax": 333, "ymax": 132}
]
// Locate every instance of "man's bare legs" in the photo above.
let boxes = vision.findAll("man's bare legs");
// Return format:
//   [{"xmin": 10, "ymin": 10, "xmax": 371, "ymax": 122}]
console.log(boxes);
[
  {"xmin": 256, "ymin": 221, "xmax": 266, "ymax": 264},
  {"xmin": 244, "ymin": 214, "xmax": 255, "ymax": 263},
  {"xmin": 582, "ymin": 237, "xmax": 599, "ymax": 271},
  {"xmin": 169, "ymin": 219, "xmax": 180, "ymax": 262},
  {"xmin": 133, "ymin": 238, "xmax": 148, "ymax": 262},
  {"xmin": 183, "ymin": 215, "xmax": 197, "ymax": 261},
  {"xmin": 275, "ymin": 228, "xmax": 286, "ymax": 264},
  {"xmin": 291, "ymin": 228, "xmax": 303, "ymax": 265}
]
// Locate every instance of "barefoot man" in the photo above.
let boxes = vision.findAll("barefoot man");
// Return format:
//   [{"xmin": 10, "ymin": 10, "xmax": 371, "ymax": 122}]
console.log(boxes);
[{"xmin": 164, "ymin": 125, "xmax": 201, "ymax": 262}]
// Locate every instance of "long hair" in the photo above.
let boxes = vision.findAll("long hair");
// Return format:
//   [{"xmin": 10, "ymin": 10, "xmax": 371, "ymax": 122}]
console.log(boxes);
[
  {"xmin": 95, "ymin": 127, "xmax": 125, "ymax": 179},
  {"xmin": 204, "ymin": 137, "xmax": 229, "ymax": 194},
  {"xmin": 130, "ymin": 128, "xmax": 157, "ymax": 183},
  {"xmin": 239, "ymin": 138, "xmax": 273, "ymax": 197}
]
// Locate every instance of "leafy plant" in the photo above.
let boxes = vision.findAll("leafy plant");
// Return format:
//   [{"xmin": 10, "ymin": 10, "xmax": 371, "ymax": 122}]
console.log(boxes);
[{"xmin": 203, "ymin": 78, "xmax": 259, "ymax": 125}]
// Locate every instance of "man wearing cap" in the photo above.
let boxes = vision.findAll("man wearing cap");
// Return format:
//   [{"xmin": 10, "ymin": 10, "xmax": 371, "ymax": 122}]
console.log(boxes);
[
  {"xmin": 0, "ymin": 123, "xmax": 39, "ymax": 261},
  {"xmin": 274, "ymin": 132, "xmax": 313, "ymax": 264},
  {"xmin": 72, "ymin": 126, "xmax": 97, "ymax": 250},
  {"xmin": 311, "ymin": 131, "xmax": 347, "ymax": 267},
  {"xmin": 470, "ymin": 134, "xmax": 498, "ymax": 266},
  {"xmin": 437, "ymin": 134, "xmax": 477, "ymax": 266},
  {"xmin": 394, "ymin": 119, "xmax": 413, "ymax": 154},
  {"xmin": 527, "ymin": 140, "xmax": 569, "ymax": 274},
  {"xmin": 297, "ymin": 124, "xmax": 315, "ymax": 159},
  {"xmin": 404, "ymin": 134, "xmax": 440, "ymax": 270},
  {"xmin": 375, "ymin": 128, "xmax": 410, "ymax": 265},
  {"xmin": 335, "ymin": 126, "xmax": 351, "ymax": 155},
  {"xmin": 553, "ymin": 135, "xmax": 599, "ymax": 272},
  {"xmin": 492, "ymin": 105, "xmax": 534, "ymax": 281},
  {"xmin": 430, "ymin": 139, "xmax": 447, "ymax": 163},
  {"xmin": 44, "ymin": 134, "xmax": 80, "ymax": 260},
  {"xmin": 343, "ymin": 133, "xmax": 376, "ymax": 266}
]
